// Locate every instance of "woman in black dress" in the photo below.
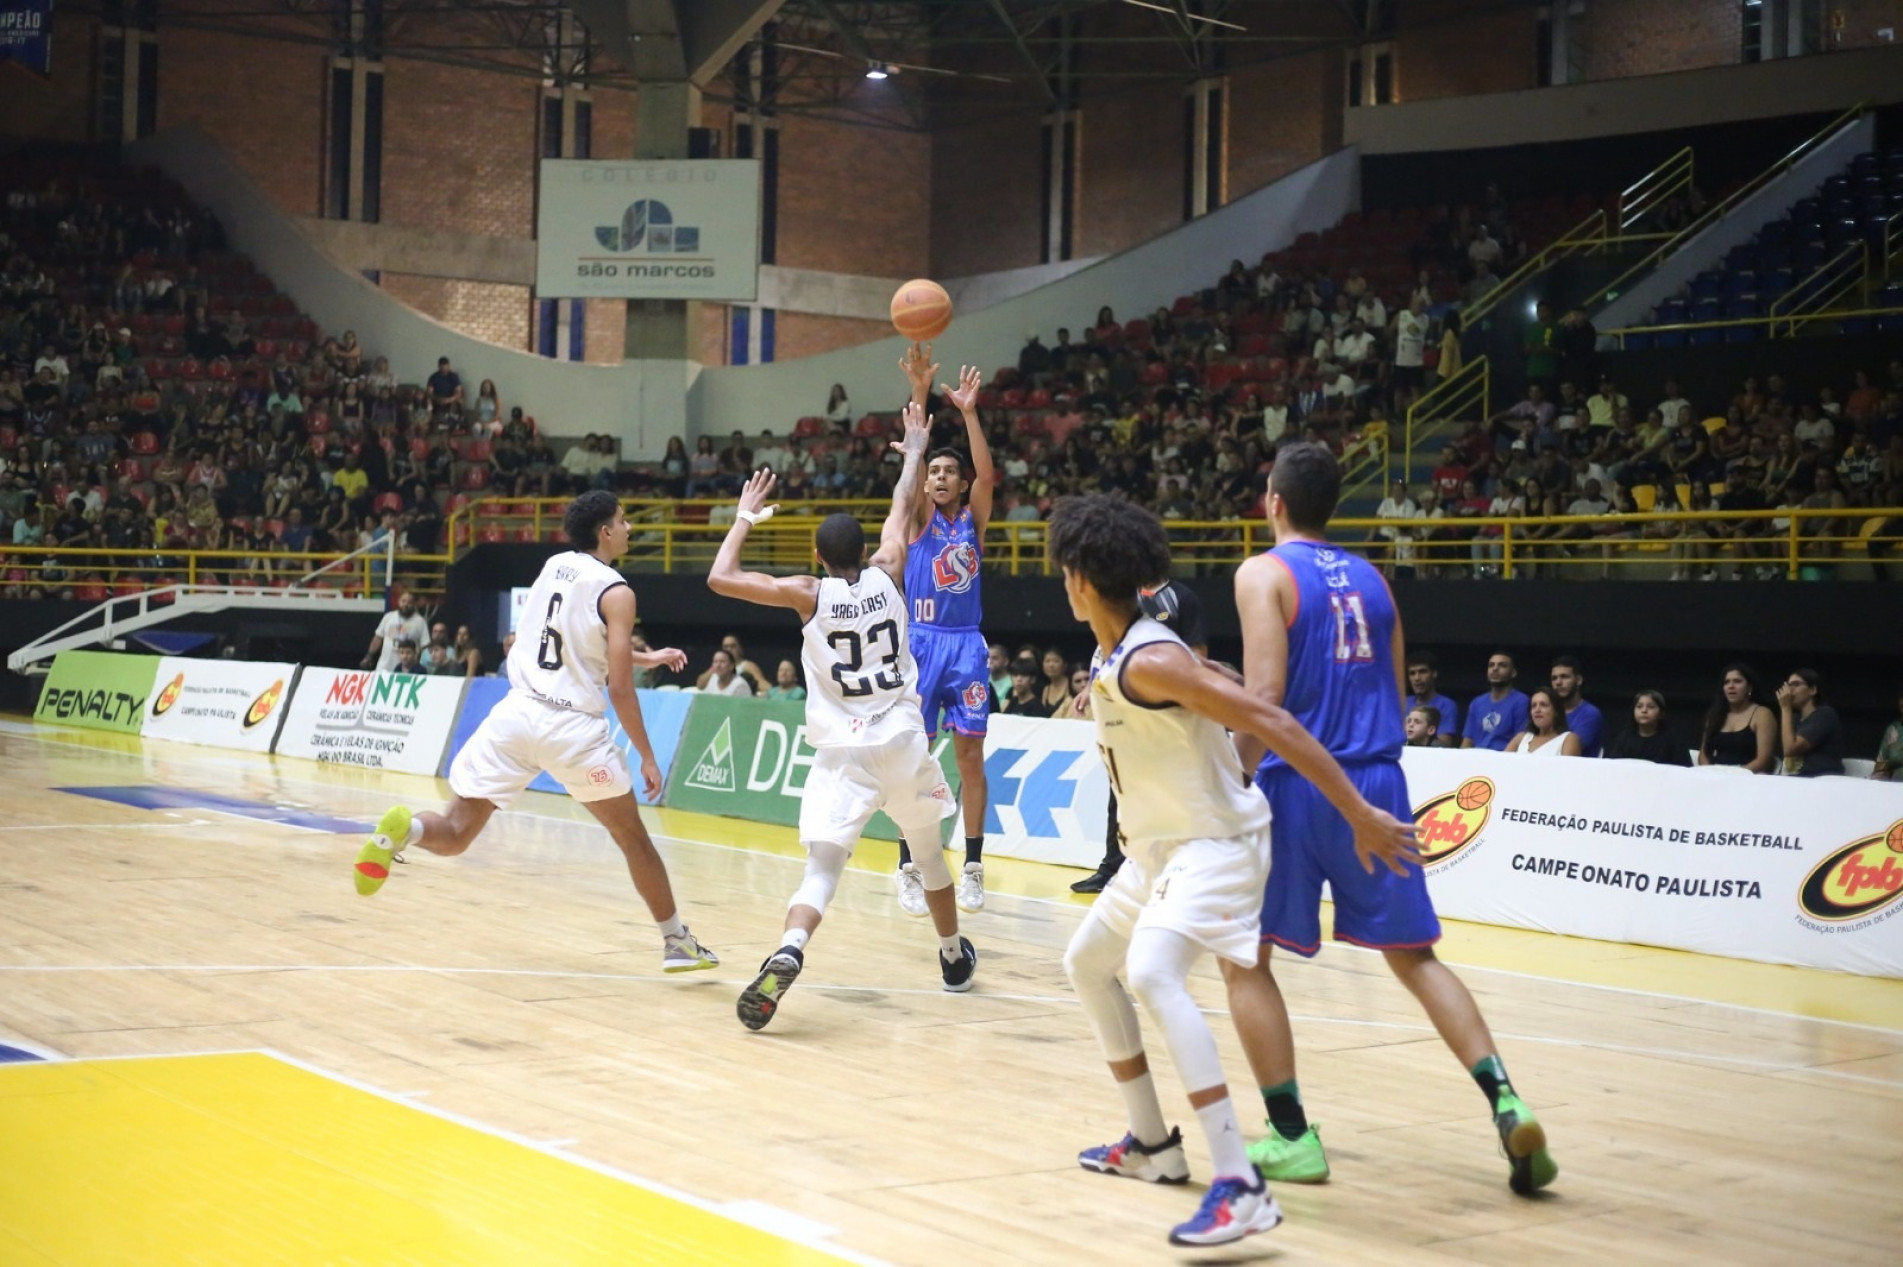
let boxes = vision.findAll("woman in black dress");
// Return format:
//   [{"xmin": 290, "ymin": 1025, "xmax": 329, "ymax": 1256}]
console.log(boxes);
[{"xmin": 1697, "ymin": 662, "xmax": 1778, "ymax": 772}]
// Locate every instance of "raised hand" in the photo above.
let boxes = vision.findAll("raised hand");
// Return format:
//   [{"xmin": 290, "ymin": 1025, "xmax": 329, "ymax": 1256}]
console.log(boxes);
[
  {"xmin": 737, "ymin": 467, "xmax": 779, "ymax": 522},
  {"xmin": 942, "ymin": 363, "xmax": 982, "ymax": 414},
  {"xmin": 900, "ymin": 341, "xmax": 939, "ymax": 399},
  {"xmin": 891, "ymin": 400, "xmax": 930, "ymax": 458}
]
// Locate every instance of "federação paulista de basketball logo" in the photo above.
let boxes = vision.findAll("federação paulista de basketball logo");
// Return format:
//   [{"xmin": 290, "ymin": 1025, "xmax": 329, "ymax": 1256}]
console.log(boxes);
[
  {"xmin": 243, "ymin": 679, "xmax": 285, "ymax": 729},
  {"xmin": 1412, "ymin": 776, "xmax": 1496, "ymax": 867},
  {"xmin": 151, "ymin": 672, "xmax": 186, "ymax": 717},
  {"xmin": 1798, "ymin": 819, "xmax": 1903, "ymax": 923}
]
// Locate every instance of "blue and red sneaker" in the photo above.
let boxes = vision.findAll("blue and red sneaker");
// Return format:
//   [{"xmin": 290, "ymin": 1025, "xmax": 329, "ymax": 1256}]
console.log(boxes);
[
  {"xmin": 1167, "ymin": 1171, "xmax": 1283, "ymax": 1247},
  {"xmin": 1077, "ymin": 1126, "xmax": 1189, "ymax": 1184}
]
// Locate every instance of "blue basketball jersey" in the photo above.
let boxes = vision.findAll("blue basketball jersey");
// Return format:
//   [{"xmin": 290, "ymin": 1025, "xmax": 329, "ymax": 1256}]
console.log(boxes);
[
  {"xmin": 1256, "ymin": 539, "xmax": 1404, "ymax": 772},
  {"xmin": 903, "ymin": 507, "xmax": 983, "ymax": 631}
]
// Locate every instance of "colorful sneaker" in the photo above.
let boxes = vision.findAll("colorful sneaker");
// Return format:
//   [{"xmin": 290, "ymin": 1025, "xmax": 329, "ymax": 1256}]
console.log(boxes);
[
  {"xmin": 353, "ymin": 806, "xmax": 412, "ymax": 896},
  {"xmin": 661, "ymin": 927, "xmax": 720, "ymax": 974},
  {"xmin": 895, "ymin": 863, "xmax": 928, "ymax": 917},
  {"xmin": 1494, "ymin": 1092, "xmax": 1558, "ymax": 1195},
  {"xmin": 736, "ymin": 947, "xmax": 802, "ymax": 1031},
  {"xmin": 956, "ymin": 861, "xmax": 985, "ymax": 913},
  {"xmin": 940, "ymin": 936, "xmax": 977, "ymax": 992},
  {"xmin": 1077, "ymin": 1126, "xmax": 1189, "ymax": 1184},
  {"xmin": 1168, "ymin": 1172, "xmax": 1283, "ymax": 1246},
  {"xmin": 1247, "ymin": 1123, "xmax": 1329, "ymax": 1184}
]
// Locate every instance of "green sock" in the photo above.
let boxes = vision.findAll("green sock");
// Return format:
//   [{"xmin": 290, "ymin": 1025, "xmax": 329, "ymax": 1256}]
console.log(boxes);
[
  {"xmin": 1470, "ymin": 1055, "xmax": 1512, "ymax": 1112},
  {"xmin": 1262, "ymin": 1080, "xmax": 1308, "ymax": 1141}
]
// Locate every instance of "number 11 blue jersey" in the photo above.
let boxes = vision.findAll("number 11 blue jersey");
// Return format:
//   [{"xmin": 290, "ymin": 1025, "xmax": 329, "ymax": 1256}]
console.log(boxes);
[{"xmin": 1255, "ymin": 539, "xmax": 1404, "ymax": 772}]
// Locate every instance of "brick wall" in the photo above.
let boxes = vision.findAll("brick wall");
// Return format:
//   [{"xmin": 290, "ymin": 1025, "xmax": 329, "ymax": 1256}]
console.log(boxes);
[
  {"xmin": 1578, "ymin": 0, "xmax": 1741, "ymax": 82},
  {"xmin": 931, "ymin": 111, "xmax": 1044, "ymax": 278},
  {"xmin": 381, "ymin": 61, "xmax": 537, "ymax": 239},
  {"xmin": 772, "ymin": 312, "xmax": 891, "ymax": 364},
  {"xmin": 378, "ymin": 273, "xmax": 531, "ymax": 354},
  {"xmin": 1075, "ymin": 81, "xmax": 1186, "ymax": 259},
  {"xmin": 1398, "ymin": 2, "xmax": 1541, "ymax": 100},
  {"xmin": 159, "ymin": 26, "xmax": 325, "ymax": 215},
  {"xmin": 1228, "ymin": 51, "xmax": 1340, "ymax": 202},
  {"xmin": 1829, "ymin": 1, "xmax": 1903, "ymax": 50},
  {"xmin": 774, "ymin": 108, "xmax": 930, "ymax": 278}
]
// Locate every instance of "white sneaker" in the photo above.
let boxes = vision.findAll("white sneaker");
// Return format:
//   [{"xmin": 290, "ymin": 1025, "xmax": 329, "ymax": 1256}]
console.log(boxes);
[
  {"xmin": 895, "ymin": 863, "xmax": 928, "ymax": 917},
  {"xmin": 956, "ymin": 861, "xmax": 985, "ymax": 913}
]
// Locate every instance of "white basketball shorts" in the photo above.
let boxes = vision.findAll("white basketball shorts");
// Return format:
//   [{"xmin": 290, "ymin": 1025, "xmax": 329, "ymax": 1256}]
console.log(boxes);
[
  {"xmin": 1085, "ymin": 829, "xmax": 1271, "ymax": 967},
  {"xmin": 448, "ymin": 690, "xmax": 632, "ymax": 808},
  {"xmin": 799, "ymin": 732, "xmax": 956, "ymax": 853}
]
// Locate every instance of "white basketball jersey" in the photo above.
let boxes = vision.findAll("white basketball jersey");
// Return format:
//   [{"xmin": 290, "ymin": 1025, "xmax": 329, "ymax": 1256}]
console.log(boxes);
[
  {"xmin": 1091, "ymin": 617, "xmax": 1271, "ymax": 847},
  {"xmin": 801, "ymin": 565, "xmax": 926, "ymax": 749},
  {"xmin": 507, "ymin": 551, "xmax": 628, "ymax": 715}
]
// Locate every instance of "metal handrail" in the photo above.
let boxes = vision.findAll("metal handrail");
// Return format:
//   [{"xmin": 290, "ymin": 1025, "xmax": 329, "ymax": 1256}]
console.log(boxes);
[
  {"xmin": 1404, "ymin": 355, "xmax": 1490, "ymax": 478},
  {"xmin": 1885, "ymin": 207, "xmax": 1903, "ymax": 277},
  {"xmin": 1463, "ymin": 208, "xmax": 1608, "ymax": 329},
  {"xmin": 1581, "ymin": 102, "xmax": 1866, "ymax": 311},
  {"xmin": 1618, "ymin": 146, "xmax": 1695, "ymax": 231},
  {"xmin": 1767, "ymin": 240, "xmax": 1870, "ymax": 335},
  {"xmin": 1601, "ymin": 299, "xmax": 1903, "ymax": 346},
  {"xmin": 0, "ymin": 543, "xmax": 451, "ymax": 594}
]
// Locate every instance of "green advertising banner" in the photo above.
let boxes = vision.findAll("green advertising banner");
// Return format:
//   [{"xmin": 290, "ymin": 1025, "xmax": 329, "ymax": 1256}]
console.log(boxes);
[
  {"xmin": 666, "ymin": 696, "xmax": 959, "ymax": 842},
  {"xmin": 34, "ymin": 650, "xmax": 163, "ymax": 735}
]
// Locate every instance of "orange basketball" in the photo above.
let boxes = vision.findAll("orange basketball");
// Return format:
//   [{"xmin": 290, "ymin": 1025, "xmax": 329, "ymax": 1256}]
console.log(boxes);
[
  {"xmin": 1456, "ymin": 778, "xmax": 1493, "ymax": 812},
  {"xmin": 890, "ymin": 278, "xmax": 953, "ymax": 341},
  {"xmin": 1887, "ymin": 820, "xmax": 1903, "ymax": 854}
]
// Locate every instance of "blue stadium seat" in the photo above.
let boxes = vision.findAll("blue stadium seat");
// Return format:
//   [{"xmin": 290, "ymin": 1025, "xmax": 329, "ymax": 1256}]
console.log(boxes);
[
  {"xmin": 1724, "ymin": 271, "xmax": 1758, "ymax": 297},
  {"xmin": 1657, "ymin": 299, "xmax": 1688, "ymax": 324},
  {"xmin": 1654, "ymin": 329, "xmax": 1687, "ymax": 348},
  {"xmin": 1691, "ymin": 274, "xmax": 1723, "ymax": 300},
  {"xmin": 1623, "ymin": 330, "xmax": 1654, "ymax": 350}
]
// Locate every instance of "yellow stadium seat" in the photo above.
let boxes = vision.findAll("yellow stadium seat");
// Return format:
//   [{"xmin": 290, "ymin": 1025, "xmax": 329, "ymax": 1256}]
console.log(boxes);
[
  {"xmin": 1675, "ymin": 483, "xmax": 1693, "ymax": 508},
  {"xmin": 1631, "ymin": 484, "xmax": 1658, "ymax": 511},
  {"xmin": 1702, "ymin": 416, "xmax": 1727, "ymax": 435},
  {"xmin": 1710, "ymin": 483, "xmax": 1726, "ymax": 497}
]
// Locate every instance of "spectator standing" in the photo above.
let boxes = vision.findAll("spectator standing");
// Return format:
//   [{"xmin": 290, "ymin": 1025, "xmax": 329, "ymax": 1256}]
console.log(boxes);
[
  {"xmin": 1776, "ymin": 668, "xmax": 1844, "ymax": 777},
  {"xmin": 362, "ymin": 591, "xmax": 429, "ymax": 673},
  {"xmin": 1506, "ymin": 688, "xmax": 1581, "ymax": 756},
  {"xmin": 1548, "ymin": 656, "xmax": 1603, "ymax": 757},
  {"xmin": 1523, "ymin": 301, "xmax": 1558, "ymax": 395},
  {"xmin": 1404, "ymin": 650, "xmax": 1461, "ymax": 746},
  {"xmin": 1461, "ymin": 651, "xmax": 1529, "ymax": 751},
  {"xmin": 1605, "ymin": 690, "xmax": 1691, "ymax": 765},
  {"xmin": 1697, "ymin": 662, "xmax": 1778, "ymax": 772}
]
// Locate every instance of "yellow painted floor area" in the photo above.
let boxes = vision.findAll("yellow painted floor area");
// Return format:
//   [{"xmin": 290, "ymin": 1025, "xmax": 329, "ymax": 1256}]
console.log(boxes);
[{"xmin": 0, "ymin": 1052, "xmax": 851, "ymax": 1267}]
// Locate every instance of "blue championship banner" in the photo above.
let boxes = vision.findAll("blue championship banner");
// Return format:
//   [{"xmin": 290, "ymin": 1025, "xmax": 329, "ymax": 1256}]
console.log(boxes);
[{"xmin": 0, "ymin": 0, "xmax": 53, "ymax": 76}]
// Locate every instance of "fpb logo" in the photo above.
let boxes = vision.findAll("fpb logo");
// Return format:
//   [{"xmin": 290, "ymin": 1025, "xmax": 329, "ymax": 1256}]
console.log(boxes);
[
  {"xmin": 1412, "ymin": 777, "xmax": 1496, "ymax": 867},
  {"xmin": 243, "ymin": 679, "xmax": 285, "ymax": 729},
  {"xmin": 1798, "ymin": 819, "xmax": 1903, "ymax": 924},
  {"xmin": 596, "ymin": 200, "xmax": 700, "ymax": 254},
  {"xmin": 932, "ymin": 542, "xmax": 980, "ymax": 594},
  {"xmin": 152, "ymin": 673, "xmax": 186, "ymax": 717}
]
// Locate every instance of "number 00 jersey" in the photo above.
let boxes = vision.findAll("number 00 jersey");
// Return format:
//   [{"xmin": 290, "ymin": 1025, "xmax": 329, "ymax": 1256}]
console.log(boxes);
[
  {"xmin": 1091, "ymin": 618, "xmax": 1270, "ymax": 848},
  {"xmin": 507, "ymin": 550, "xmax": 628, "ymax": 715},
  {"xmin": 801, "ymin": 565, "xmax": 926, "ymax": 749}
]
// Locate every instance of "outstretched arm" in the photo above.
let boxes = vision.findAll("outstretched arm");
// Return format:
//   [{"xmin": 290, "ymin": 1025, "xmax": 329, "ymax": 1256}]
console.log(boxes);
[
  {"xmin": 943, "ymin": 364, "xmax": 994, "ymax": 533},
  {"xmin": 706, "ymin": 468, "xmax": 820, "ymax": 620},
  {"xmin": 1122, "ymin": 643, "xmax": 1422, "ymax": 876},
  {"xmin": 868, "ymin": 401, "xmax": 932, "ymax": 577},
  {"xmin": 899, "ymin": 343, "xmax": 938, "ymax": 531}
]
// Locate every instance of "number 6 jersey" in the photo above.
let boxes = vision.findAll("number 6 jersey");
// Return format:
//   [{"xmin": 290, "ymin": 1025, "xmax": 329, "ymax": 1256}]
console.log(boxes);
[
  {"xmin": 801, "ymin": 565, "xmax": 926, "ymax": 749},
  {"xmin": 507, "ymin": 550, "xmax": 629, "ymax": 714}
]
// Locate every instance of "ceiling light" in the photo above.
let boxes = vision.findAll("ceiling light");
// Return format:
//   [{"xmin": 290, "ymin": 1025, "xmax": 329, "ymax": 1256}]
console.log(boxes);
[{"xmin": 865, "ymin": 62, "xmax": 889, "ymax": 80}]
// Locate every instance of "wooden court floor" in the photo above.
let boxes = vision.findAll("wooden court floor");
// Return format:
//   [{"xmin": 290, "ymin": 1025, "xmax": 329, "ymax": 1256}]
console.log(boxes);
[{"xmin": 0, "ymin": 717, "xmax": 1900, "ymax": 1265}]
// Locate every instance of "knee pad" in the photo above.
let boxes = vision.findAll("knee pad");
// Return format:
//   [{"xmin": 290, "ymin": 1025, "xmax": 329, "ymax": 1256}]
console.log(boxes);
[{"xmin": 788, "ymin": 841, "xmax": 850, "ymax": 916}]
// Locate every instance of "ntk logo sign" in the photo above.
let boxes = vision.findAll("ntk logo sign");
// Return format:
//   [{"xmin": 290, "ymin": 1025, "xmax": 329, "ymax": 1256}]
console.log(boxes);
[{"xmin": 984, "ymin": 746, "xmax": 1089, "ymax": 839}]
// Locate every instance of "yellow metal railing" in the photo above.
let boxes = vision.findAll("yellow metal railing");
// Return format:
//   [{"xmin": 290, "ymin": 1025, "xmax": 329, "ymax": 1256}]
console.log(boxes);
[
  {"xmin": 1885, "ymin": 207, "xmax": 1903, "ymax": 277},
  {"xmin": 1768, "ymin": 240, "xmax": 1871, "ymax": 335},
  {"xmin": 1339, "ymin": 423, "xmax": 1389, "ymax": 504},
  {"xmin": 1404, "ymin": 355, "xmax": 1489, "ymax": 479},
  {"xmin": 1582, "ymin": 103, "xmax": 1865, "ymax": 312},
  {"xmin": 1463, "ymin": 208, "xmax": 1609, "ymax": 329},
  {"xmin": 1617, "ymin": 146, "xmax": 1695, "ymax": 231},
  {"xmin": 0, "ymin": 545, "xmax": 452, "ymax": 598},
  {"xmin": 1601, "ymin": 300, "xmax": 1903, "ymax": 347}
]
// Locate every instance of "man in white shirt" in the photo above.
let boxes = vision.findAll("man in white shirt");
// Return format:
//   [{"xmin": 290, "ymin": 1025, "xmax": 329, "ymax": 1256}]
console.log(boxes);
[
  {"xmin": 361, "ymin": 591, "xmax": 429, "ymax": 672},
  {"xmin": 1375, "ymin": 479, "xmax": 1422, "ymax": 578},
  {"xmin": 754, "ymin": 431, "xmax": 791, "ymax": 473},
  {"xmin": 1657, "ymin": 380, "xmax": 1693, "ymax": 430},
  {"xmin": 1391, "ymin": 297, "xmax": 1428, "ymax": 405},
  {"xmin": 33, "ymin": 346, "xmax": 68, "ymax": 385}
]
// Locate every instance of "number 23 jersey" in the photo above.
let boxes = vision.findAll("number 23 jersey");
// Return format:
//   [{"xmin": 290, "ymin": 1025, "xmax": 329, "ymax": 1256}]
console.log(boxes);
[
  {"xmin": 508, "ymin": 550, "xmax": 628, "ymax": 715},
  {"xmin": 802, "ymin": 565, "xmax": 926, "ymax": 749}
]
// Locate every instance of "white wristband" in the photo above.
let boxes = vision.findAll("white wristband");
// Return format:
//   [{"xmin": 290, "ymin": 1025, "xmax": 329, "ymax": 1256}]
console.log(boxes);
[{"xmin": 737, "ymin": 505, "xmax": 776, "ymax": 526}]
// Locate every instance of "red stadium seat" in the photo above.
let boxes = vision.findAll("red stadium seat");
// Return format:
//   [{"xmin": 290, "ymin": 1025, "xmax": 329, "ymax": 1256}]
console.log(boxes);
[
  {"xmin": 307, "ymin": 435, "xmax": 328, "ymax": 457},
  {"xmin": 853, "ymin": 414, "xmax": 885, "ymax": 438},
  {"xmin": 305, "ymin": 411, "xmax": 331, "ymax": 434},
  {"xmin": 793, "ymin": 416, "xmax": 824, "ymax": 439},
  {"xmin": 461, "ymin": 465, "xmax": 491, "ymax": 490},
  {"xmin": 479, "ymin": 525, "xmax": 507, "ymax": 544},
  {"xmin": 373, "ymin": 491, "xmax": 404, "ymax": 514},
  {"xmin": 75, "ymin": 584, "xmax": 109, "ymax": 603},
  {"xmin": 409, "ymin": 437, "xmax": 431, "ymax": 460},
  {"xmin": 265, "ymin": 518, "xmax": 285, "ymax": 538},
  {"xmin": 514, "ymin": 525, "xmax": 537, "ymax": 542}
]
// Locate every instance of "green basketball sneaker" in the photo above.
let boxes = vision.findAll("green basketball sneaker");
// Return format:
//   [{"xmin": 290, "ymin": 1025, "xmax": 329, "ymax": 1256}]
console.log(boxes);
[
  {"xmin": 1246, "ymin": 1123, "xmax": 1329, "ymax": 1184},
  {"xmin": 354, "ymin": 806, "xmax": 412, "ymax": 896},
  {"xmin": 1493, "ymin": 1093, "xmax": 1558, "ymax": 1194}
]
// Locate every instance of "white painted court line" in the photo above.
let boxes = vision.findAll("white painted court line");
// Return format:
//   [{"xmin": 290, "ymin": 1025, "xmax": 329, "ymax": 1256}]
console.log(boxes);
[
  {"xmin": 5, "ymin": 719, "xmax": 1898, "ymax": 1039},
  {"xmin": 4, "ymin": 963, "xmax": 1896, "ymax": 1088}
]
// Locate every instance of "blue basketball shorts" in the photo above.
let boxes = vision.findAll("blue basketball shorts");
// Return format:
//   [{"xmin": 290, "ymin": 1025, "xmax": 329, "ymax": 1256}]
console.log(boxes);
[
  {"xmin": 1256, "ymin": 761, "xmax": 1441, "ymax": 956},
  {"xmin": 911, "ymin": 627, "xmax": 989, "ymax": 737}
]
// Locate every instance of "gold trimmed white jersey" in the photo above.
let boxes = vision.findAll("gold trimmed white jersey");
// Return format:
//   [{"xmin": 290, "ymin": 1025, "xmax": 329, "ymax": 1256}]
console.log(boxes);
[
  {"xmin": 801, "ymin": 565, "xmax": 926, "ymax": 749},
  {"xmin": 507, "ymin": 551, "xmax": 628, "ymax": 715}
]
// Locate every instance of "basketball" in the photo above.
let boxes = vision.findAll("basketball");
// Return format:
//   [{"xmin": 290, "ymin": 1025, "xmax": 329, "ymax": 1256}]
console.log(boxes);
[
  {"xmin": 1456, "ymin": 778, "xmax": 1493, "ymax": 812},
  {"xmin": 1887, "ymin": 820, "xmax": 1903, "ymax": 854},
  {"xmin": 890, "ymin": 278, "xmax": 953, "ymax": 341}
]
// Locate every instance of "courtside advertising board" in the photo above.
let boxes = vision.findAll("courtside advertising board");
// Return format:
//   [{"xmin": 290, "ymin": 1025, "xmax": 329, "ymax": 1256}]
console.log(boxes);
[
  {"xmin": 275, "ymin": 668, "xmax": 467, "ymax": 776},
  {"xmin": 142, "ymin": 657, "xmax": 296, "ymax": 753}
]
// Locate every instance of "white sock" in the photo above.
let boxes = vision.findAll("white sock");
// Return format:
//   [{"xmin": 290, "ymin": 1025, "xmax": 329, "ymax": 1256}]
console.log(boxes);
[
  {"xmin": 657, "ymin": 914, "xmax": 685, "ymax": 939},
  {"xmin": 783, "ymin": 927, "xmax": 810, "ymax": 953},
  {"xmin": 402, "ymin": 817, "xmax": 424, "ymax": 847},
  {"xmin": 939, "ymin": 933, "xmax": 964, "ymax": 961},
  {"xmin": 1116, "ymin": 1071, "xmax": 1171, "ymax": 1149},
  {"xmin": 1196, "ymin": 1097, "xmax": 1253, "ymax": 1181}
]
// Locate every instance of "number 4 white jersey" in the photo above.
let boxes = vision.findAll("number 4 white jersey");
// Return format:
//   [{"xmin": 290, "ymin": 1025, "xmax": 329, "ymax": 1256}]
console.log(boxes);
[
  {"xmin": 801, "ymin": 565, "xmax": 926, "ymax": 749},
  {"xmin": 507, "ymin": 550, "xmax": 628, "ymax": 715}
]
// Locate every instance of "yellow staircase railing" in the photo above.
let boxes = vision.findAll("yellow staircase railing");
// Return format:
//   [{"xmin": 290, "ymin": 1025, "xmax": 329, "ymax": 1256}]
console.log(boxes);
[{"xmin": 1404, "ymin": 355, "xmax": 1489, "ymax": 480}]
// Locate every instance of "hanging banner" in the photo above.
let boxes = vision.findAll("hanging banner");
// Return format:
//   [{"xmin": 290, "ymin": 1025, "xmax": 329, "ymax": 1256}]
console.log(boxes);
[
  {"xmin": 665, "ymin": 695, "xmax": 957, "ymax": 843},
  {"xmin": 0, "ymin": 0, "xmax": 53, "ymax": 76},
  {"xmin": 535, "ymin": 159, "xmax": 761, "ymax": 301},
  {"xmin": 142, "ymin": 657, "xmax": 295, "ymax": 753},
  {"xmin": 440, "ymin": 679, "xmax": 694, "ymax": 807},
  {"xmin": 275, "ymin": 668, "xmax": 466, "ymax": 775},
  {"xmin": 34, "ymin": 650, "xmax": 159, "ymax": 735}
]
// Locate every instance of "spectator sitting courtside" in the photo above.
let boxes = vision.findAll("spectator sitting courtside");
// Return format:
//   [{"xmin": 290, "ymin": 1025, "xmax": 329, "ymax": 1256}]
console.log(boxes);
[
  {"xmin": 1507, "ymin": 687, "xmax": 1581, "ymax": 756},
  {"xmin": 1776, "ymin": 668, "xmax": 1844, "ymax": 777},
  {"xmin": 1462, "ymin": 651, "xmax": 1529, "ymax": 751},
  {"xmin": 1604, "ymin": 690, "xmax": 1691, "ymax": 765},
  {"xmin": 1549, "ymin": 655, "xmax": 1603, "ymax": 757}
]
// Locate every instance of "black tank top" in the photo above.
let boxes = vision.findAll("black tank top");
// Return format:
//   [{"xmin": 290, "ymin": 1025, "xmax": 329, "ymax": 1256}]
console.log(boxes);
[{"xmin": 1707, "ymin": 707, "xmax": 1764, "ymax": 766}]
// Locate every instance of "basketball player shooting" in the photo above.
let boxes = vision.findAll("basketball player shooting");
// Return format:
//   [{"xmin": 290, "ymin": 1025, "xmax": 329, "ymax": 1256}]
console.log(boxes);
[
  {"xmin": 351, "ymin": 491, "xmax": 719, "ymax": 976},
  {"xmin": 1048, "ymin": 493, "xmax": 1419, "ymax": 1247},
  {"xmin": 893, "ymin": 343, "xmax": 994, "ymax": 917},
  {"xmin": 708, "ymin": 402, "xmax": 977, "ymax": 1032}
]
